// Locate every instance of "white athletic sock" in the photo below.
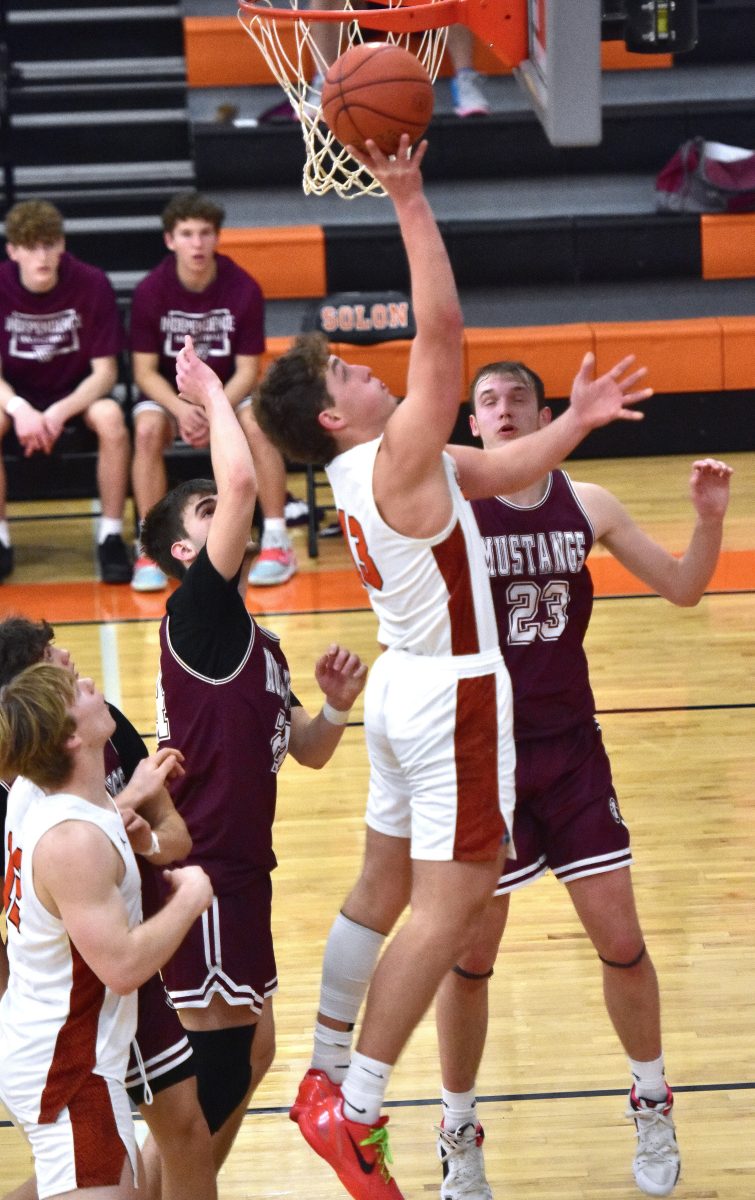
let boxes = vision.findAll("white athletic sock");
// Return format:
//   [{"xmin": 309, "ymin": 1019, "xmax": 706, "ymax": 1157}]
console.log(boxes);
[
  {"xmin": 312, "ymin": 1020, "xmax": 352, "ymax": 1085},
  {"xmin": 98, "ymin": 517, "xmax": 123, "ymax": 543},
  {"xmin": 263, "ymin": 517, "xmax": 286, "ymax": 536},
  {"xmin": 0, "ymin": 521, "xmax": 11, "ymax": 548},
  {"xmin": 441, "ymin": 1085, "xmax": 479, "ymax": 1132},
  {"xmin": 319, "ymin": 913, "xmax": 386, "ymax": 1025},
  {"xmin": 629, "ymin": 1053, "xmax": 668, "ymax": 1103},
  {"xmin": 342, "ymin": 1051, "xmax": 391, "ymax": 1126}
]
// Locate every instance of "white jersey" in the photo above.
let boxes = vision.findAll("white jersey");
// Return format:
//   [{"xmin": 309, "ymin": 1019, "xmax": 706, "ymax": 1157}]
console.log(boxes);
[
  {"xmin": 0, "ymin": 783, "xmax": 141, "ymax": 1124},
  {"xmin": 326, "ymin": 438, "xmax": 499, "ymax": 656}
]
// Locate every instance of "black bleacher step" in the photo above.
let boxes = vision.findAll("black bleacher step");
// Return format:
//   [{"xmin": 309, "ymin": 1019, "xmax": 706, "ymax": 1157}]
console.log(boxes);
[
  {"xmin": 12, "ymin": 56, "xmax": 186, "ymax": 85},
  {"xmin": 11, "ymin": 186, "xmax": 188, "ymax": 220},
  {"xmin": 11, "ymin": 79, "xmax": 187, "ymax": 115},
  {"xmin": 14, "ymin": 160, "xmax": 194, "ymax": 188},
  {"xmin": 10, "ymin": 110, "xmax": 191, "ymax": 166},
  {"xmin": 194, "ymin": 100, "xmax": 754, "ymax": 189},
  {"xmin": 60, "ymin": 216, "xmax": 166, "ymax": 273},
  {"xmin": 6, "ymin": 7, "xmax": 184, "ymax": 61}
]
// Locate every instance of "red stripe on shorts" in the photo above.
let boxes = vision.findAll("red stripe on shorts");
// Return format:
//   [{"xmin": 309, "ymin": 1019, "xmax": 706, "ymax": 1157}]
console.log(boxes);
[
  {"xmin": 453, "ymin": 673, "xmax": 506, "ymax": 860},
  {"xmin": 431, "ymin": 522, "xmax": 480, "ymax": 656},
  {"xmin": 70, "ymin": 1073, "xmax": 127, "ymax": 1188}
]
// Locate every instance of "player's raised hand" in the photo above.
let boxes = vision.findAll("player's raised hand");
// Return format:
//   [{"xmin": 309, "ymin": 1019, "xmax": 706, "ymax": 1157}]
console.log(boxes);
[
  {"xmin": 348, "ymin": 133, "xmax": 428, "ymax": 201},
  {"xmin": 689, "ymin": 458, "xmax": 733, "ymax": 520},
  {"xmin": 315, "ymin": 643, "xmax": 368, "ymax": 712},
  {"xmin": 176, "ymin": 334, "xmax": 225, "ymax": 410},
  {"xmin": 569, "ymin": 352, "xmax": 653, "ymax": 430}
]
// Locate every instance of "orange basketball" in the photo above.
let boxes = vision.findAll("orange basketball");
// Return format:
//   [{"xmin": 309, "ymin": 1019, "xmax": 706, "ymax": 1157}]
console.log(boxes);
[{"xmin": 321, "ymin": 42, "xmax": 434, "ymax": 156}]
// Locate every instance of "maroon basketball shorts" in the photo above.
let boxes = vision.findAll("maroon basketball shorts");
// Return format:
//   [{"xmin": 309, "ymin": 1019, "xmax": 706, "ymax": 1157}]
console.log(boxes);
[
  {"xmin": 161, "ymin": 874, "xmax": 278, "ymax": 1015},
  {"xmin": 125, "ymin": 971, "xmax": 194, "ymax": 1105},
  {"xmin": 495, "ymin": 718, "xmax": 633, "ymax": 895}
]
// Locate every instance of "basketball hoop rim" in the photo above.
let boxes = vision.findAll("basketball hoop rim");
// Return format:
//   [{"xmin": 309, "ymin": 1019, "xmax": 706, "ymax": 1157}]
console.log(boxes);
[{"xmin": 237, "ymin": 0, "xmax": 464, "ymax": 32}]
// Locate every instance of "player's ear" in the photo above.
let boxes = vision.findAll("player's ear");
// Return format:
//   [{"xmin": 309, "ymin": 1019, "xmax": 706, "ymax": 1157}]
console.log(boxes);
[
  {"xmin": 469, "ymin": 412, "xmax": 480, "ymax": 439},
  {"xmin": 318, "ymin": 407, "xmax": 344, "ymax": 431},
  {"xmin": 171, "ymin": 538, "xmax": 196, "ymax": 566},
  {"xmin": 538, "ymin": 406, "xmax": 553, "ymax": 429},
  {"xmin": 164, "ymin": 230, "xmax": 176, "ymax": 252}
]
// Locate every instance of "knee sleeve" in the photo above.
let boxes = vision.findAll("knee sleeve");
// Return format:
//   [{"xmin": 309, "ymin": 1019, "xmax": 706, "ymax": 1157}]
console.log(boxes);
[
  {"xmin": 598, "ymin": 942, "xmax": 646, "ymax": 969},
  {"xmin": 186, "ymin": 1025, "xmax": 255, "ymax": 1135},
  {"xmin": 319, "ymin": 912, "xmax": 385, "ymax": 1024}
]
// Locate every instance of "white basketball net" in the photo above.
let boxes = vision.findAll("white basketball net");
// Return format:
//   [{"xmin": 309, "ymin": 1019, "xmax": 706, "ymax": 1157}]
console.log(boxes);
[{"xmin": 237, "ymin": 1, "xmax": 448, "ymax": 198}]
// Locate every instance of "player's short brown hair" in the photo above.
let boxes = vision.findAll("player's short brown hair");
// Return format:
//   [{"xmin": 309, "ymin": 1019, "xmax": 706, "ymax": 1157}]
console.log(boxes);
[
  {"xmin": 0, "ymin": 617, "xmax": 55, "ymax": 688},
  {"xmin": 469, "ymin": 361, "xmax": 547, "ymax": 411},
  {"xmin": 0, "ymin": 663, "xmax": 77, "ymax": 789},
  {"xmin": 4, "ymin": 201, "xmax": 64, "ymax": 248},
  {"xmin": 161, "ymin": 191, "xmax": 225, "ymax": 234},
  {"xmin": 140, "ymin": 478, "xmax": 216, "ymax": 580},
  {"xmin": 255, "ymin": 333, "xmax": 337, "ymax": 465}
]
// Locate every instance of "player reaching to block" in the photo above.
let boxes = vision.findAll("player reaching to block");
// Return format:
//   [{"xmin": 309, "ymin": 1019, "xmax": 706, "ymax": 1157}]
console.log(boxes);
[
  {"xmin": 254, "ymin": 132, "xmax": 653, "ymax": 1200},
  {"xmin": 433, "ymin": 359, "xmax": 732, "ymax": 1200}
]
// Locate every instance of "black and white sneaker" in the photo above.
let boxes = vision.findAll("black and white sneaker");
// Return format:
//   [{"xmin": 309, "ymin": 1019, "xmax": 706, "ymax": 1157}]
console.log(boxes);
[
  {"xmin": 97, "ymin": 534, "xmax": 133, "ymax": 584},
  {"xmin": 437, "ymin": 1121, "xmax": 493, "ymax": 1200}
]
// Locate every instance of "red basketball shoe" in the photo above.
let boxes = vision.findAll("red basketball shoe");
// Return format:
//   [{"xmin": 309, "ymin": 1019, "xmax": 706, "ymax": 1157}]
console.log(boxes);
[
  {"xmin": 290, "ymin": 1068, "xmax": 341, "ymax": 1124},
  {"xmin": 298, "ymin": 1093, "xmax": 404, "ymax": 1199}
]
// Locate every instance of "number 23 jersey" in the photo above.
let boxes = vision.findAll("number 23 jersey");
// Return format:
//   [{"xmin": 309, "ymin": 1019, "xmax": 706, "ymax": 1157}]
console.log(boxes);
[{"xmin": 471, "ymin": 470, "xmax": 597, "ymax": 742}]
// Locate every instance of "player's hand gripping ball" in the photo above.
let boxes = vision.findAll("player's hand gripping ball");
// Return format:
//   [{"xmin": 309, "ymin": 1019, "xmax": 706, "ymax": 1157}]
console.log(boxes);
[{"xmin": 321, "ymin": 42, "xmax": 434, "ymax": 155}]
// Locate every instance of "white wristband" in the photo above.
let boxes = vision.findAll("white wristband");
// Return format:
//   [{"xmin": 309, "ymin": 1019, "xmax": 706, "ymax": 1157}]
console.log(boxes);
[
  {"xmin": 143, "ymin": 830, "xmax": 161, "ymax": 857},
  {"xmin": 5, "ymin": 395, "xmax": 26, "ymax": 417},
  {"xmin": 322, "ymin": 701, "xmax": 351, "ymax": 726}
]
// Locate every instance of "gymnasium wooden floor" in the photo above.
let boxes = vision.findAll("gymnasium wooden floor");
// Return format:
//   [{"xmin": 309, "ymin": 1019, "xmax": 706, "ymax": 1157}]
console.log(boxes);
[{"xmin": 1, "ymin": 451, "xmax": 753, "ymax": 1198}]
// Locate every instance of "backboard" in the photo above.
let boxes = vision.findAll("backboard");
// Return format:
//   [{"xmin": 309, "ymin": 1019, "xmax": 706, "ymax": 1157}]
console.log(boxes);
[{"xmin": 514, "ymin": 0, "xmax": 603, "ymax": 147}]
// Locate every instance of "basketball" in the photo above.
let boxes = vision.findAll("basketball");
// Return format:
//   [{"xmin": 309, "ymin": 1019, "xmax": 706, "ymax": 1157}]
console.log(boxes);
[{"xmin": 321, "ymin": 42, "xmax": 434, "ymax": 156}]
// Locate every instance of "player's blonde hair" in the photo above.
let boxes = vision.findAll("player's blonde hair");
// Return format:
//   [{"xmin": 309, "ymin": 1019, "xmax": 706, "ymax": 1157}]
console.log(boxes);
[{"xmin": 0, "ymin": 663, "xmax": 77, "ymax": 788}]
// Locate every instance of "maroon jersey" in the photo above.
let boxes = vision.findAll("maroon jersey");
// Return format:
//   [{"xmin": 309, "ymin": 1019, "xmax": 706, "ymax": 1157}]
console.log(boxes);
[
  {"xmin": 0, "ymin": 253, "xmax": 123, "ymax": 409},
  {"xmin": 156, "ymin": 549, "xmax": 291, "ymax": 891},
  {"xmin": 129, "ymin": 252, "xmax": 265, "ymax": 393},
  {"xmin": 471, "ymin": 470, "xmax": 596, "ymax": 741}
]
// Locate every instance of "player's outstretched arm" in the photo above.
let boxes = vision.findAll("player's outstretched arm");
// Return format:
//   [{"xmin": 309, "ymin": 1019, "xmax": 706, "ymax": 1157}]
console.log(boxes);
[
  {"xmin": 350, "ymin": 136, "xmax": 464, "ymax": 473},
  {"xmin": 288, "ymin": 644, "xmax": 368, "ymax": 769},
  {"xmin": 585, "ymin": 457, "xmax": 733, "ymax": 606},
  {"xmin": 176, "ymin": 335, "xmax": 257, "ymax": 579},
  {"xmin": 34, "ymin": 821, "xmax": 212, "ymax": 995},
  {"xmin": 450, "ymin": 352, "xmax": 653, "ymax": 501}
]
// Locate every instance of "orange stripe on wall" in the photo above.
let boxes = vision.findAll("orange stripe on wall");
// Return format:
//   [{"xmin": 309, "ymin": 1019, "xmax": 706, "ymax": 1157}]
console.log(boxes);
[
  {"xmin": 219, "ymin": 227, "xmax": 326, "ymax": 300},
  {"xmin": 701, "ymin": 213, "xmax": 755, "ymax": 281}
]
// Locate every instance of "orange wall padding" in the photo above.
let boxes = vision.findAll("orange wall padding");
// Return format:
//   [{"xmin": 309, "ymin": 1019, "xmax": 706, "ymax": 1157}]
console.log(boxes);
[
  {"xmin": 464, "ymin": 325, "xmax": 595, "ymax": 399},
  {"xmin": 259, "ymin": 335, "xmax": 294, "ymax": 377},
  {"xmin": 253, "ymin": 319, "xmax": 747, "ymax": 399},
  {"xmin": 718, "ymin": 317, "xmax": 755, "ymax": 390},
  {"xmin": 593, "ymin": 318, "xmax": 724, "ymax": 394},
  {"xmin": 600, "ymin": 41, "xmax": 672, "ymax": 70},
  {"xmin": 218, "ymin": 227, "xmax": 326, "ymax": 300},
  {"xmin": 701, "ymin": 213, "xmax": 755, "ymax": 280},
  {"xmin": 184, "ymin": 16, "xmax": 312, "ymax": 87},
  {"xmin": 184, "ymin": 17, "xmax": 672, "ymax": 88},
  {"xmin": 330, "ymin": 340, "xmax": 413, "ymax": 398}
]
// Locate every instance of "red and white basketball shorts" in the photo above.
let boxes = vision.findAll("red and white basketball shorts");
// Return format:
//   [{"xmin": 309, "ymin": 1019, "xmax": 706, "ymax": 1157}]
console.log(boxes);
[
  {"xmin": 365, "ymin": 646, "xmax": 515, "ymax": 862},
  {"xmin": 496, "ymin": 718, "xmax": 632, "ymax": 895},
  {"xmin": 7, "ymin": 1074, "xmax": 136, "ymax": 1200},
  {"xmin": 161, "ymin": 874, "xmax": 278, "ymax": 1013}
]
